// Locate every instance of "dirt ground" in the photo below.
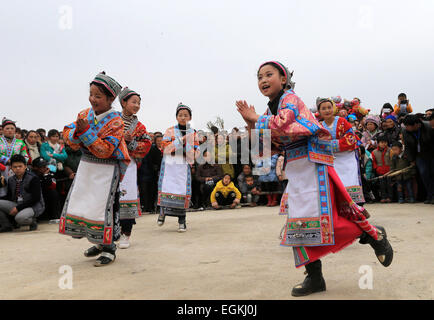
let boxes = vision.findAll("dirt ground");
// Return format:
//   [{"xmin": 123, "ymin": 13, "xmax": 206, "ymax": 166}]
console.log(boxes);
[{"xmin": 0, "ymin": 203, "xmax": 433, "ymax": 300}]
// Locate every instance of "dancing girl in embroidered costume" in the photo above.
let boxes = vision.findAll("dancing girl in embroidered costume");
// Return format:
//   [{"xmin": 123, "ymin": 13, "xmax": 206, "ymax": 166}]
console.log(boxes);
[
  {"xmin": 236, "ymin": 61, "xmax": 393, "ymax": 297},
  {"xmin": 60, "ymin": 72, "xmax": 130, "ymax": 267},
  {"xmin": 0, "ymin": 118, "xmax": 29, "ymax": 198},
  {"xmin": 317, "ymin": 98, "xmax": 365, "ymax": 204},
  {"xmin": 157, "ymin": 103, "xmax": 199, "ymax": 232},
  {"xmin": 118, "ymin": 87, "xmax": 152, "ymax": 249}
]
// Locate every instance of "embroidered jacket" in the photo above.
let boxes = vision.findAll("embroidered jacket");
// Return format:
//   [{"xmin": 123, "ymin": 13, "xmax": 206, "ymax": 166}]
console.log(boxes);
[
  {"xmin": 161, "ymin": 125, "xmax": 200, "ymax": 165},
  {"xmin": 255, "ymin": 89, "xmax": 333, "ymax": 165},
  {"xmin": 123, "ymin": 116, "xmax": 152, "ymax": 162},
  {"xmin": 62, "ymin": 107, "xmax": 131, "ymax": 178},
  {"xmin": 0, "ymin": 136, "xmax": 29, "ymax": 165},
  {"xmin": 322, "ymin": 116, "xmax": 362, "ymax": 153}
]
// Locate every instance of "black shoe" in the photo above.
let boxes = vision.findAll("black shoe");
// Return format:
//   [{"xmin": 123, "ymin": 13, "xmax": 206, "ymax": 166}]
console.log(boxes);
[
  {"xmin": 424, "ymin": 199, "xmax": 431, "ymax": 204},
  {"xmin": 29, "ymin": 221, "xmax": 38, "ymax": 231},
  {"xmin": 94, "ymin": 252, "xmax": 116, "ymax": 267},
  {"xmin": 291, "ymin": 260, "xmax": 326, "ymax": 297},
  {"xmin": 359, "ymin": 225, "xmax": 393, "ymax": 267},
  {"xmin": 0, "ymin": 226, "xmax": 13, "ymax": 233},
  {"xmin": 84, "ymin": 245, "xmax": 103, "ymax": 257}
]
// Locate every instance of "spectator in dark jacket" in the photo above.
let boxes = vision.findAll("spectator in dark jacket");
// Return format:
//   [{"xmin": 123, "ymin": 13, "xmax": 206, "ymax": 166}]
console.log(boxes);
[
  {"xmin": 402, "ymin": 115, "xmax": 434, "ymax": 204},
  {"xmin": 390, "ymin": 141, "xmax": 416, "ymax": 203},
  {"xmin": 380, "ymin": 115, "xmax": 401, "ymax": 146},
  {"xmin": 31, "ymin": 157, "xmax": 61, "ymax": 220},
  {"xmin": 0, "ymin": 155, "xmax": 44, "ymax": 232},
  {"xmin": 196, "ymin": 150, "xmax": 223, "ymax": 208},
  {"xmin": 138, "ymin": 134, "xmax": 163, "ymax": 213}
]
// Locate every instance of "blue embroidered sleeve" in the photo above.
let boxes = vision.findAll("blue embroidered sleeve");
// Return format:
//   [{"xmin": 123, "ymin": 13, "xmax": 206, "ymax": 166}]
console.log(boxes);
[
  {"xmin": 331, "ymin": 140, "xmax": 340, "ymax": 153},
  {"xmin": 65, "ymin": 123, "xmax": 80, "ymax": 144},
  {"xmin": 256, "ymin": 115, "xmax": 271, "ymax": 130},
  {"xmin": 78, "ymin": 127, "xmax": 98, "ymax": 147},
  {"xmin": 0, "ymin": 155, "xmax": 9, "ymax": 164}
]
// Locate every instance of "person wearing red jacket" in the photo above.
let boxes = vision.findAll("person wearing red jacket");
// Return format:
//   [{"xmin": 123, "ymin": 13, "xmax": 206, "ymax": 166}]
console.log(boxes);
[
  {"xmin": 118, "ymin": 87, "xmax": 152, "ymax": 249},
  {"xmin": 371, "ymin": 135, "xmax": 393, "ymax": 203}
]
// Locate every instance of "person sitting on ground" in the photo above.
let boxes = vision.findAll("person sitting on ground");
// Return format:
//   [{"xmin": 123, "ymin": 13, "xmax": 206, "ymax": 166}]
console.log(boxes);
[
  {"xmin": 31, "ymin": 157, "xmax": 61, "ymax": 220},
  {"xmin": 0, "ymin": 154, "xmax": 44, "ymax": 232},
  {"xmin": 40, "ymin": 129, "xmax": 68, "ymax": 173},
  {"xmin": 240, "ymin": 174, "xmax": 261, "ymax": 207},
  {"xmin": 196, "ymin": 150, "xmax": 223, "ymax": 208},
  {"xmin": 390, "ymin": 141, "xmax": 416, "ymax": 204},
  {"xmin": 237, "ymin": 164, "xmax": 257, "ymax": 189},
  {"xmin": 210, "ymin": 173, "xmax": 241, "ymax": 209}
]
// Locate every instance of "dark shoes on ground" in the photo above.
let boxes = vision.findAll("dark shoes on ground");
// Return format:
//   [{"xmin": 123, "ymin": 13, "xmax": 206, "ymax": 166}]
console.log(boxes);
[
  {"xmin": 291, "ymin": 260, "xmax": 326, "ymax": 297},
  {"xmin": 359, "ymin": 225, "xmax": 393, "ymax": 267},
  {"xmin": 94, "ymin": 252, "xmax": 116, "ymax": 267}
]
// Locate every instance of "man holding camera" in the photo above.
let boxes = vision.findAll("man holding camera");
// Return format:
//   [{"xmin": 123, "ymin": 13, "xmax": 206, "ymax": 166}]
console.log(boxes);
[{"xmin": 394, "ymin": 93, "xmax": 413, "ymax": 117}]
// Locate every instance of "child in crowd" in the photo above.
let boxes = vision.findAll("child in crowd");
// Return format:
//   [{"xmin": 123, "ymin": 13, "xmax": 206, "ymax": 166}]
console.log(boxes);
[
  {"xmin": 390, "ymin": 141, "xmax": 416, "ymax": 203},
  {"xmin": 211, "ymin": 174, "xmax": 241, "ymax": 209},
  {"xmin": 394, "ymin": 93, "xmax": 413, "ymax": 117},
  {"xmin": 157, "ymin": 103, "xmax": 199, "ymax": 232},
  {"xmin": 372, "ymin": 135, "xmax": 393, "ymax": 203},
  {"xmin": 60, "ymin": 71, "xmax": 130, "ymax": 267},
  {"xmin": 118, "ymin": 87, "xmax": 152, "ymax": 248},
  {"xmin": 240, "ymin": 174, "xmax": 261, "ymax": 206},
  {"xmin": 361, "ymin": 115, "xmax": 380, "ymax": 152}
]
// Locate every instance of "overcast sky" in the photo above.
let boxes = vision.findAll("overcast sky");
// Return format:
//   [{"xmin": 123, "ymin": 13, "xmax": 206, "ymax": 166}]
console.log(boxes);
[{"xmin": 1, "ymin": 0, "xmax": 433, "ymax": 133}]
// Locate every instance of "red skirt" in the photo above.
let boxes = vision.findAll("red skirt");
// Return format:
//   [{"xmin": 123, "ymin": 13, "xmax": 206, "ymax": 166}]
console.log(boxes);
[{"xmin": 293, "ymin": 167, "xmax": 365, "ymax": 268}]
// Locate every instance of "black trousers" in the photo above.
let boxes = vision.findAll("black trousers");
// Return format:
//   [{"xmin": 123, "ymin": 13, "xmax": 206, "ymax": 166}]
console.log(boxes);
[
  {"xmin": 138, "ymin": 179, "xmax": 158, "ymax": 212},
  {"xmin": 200, "ymin": 183, "xmax": 215, "ymax": 207},
  {"xmin": 38, "ymin": 189, "xmax": 61, "ymax": 221},
  {"xmin": 215, "ymin": 191, "xmax": 236, "ymax": 206},
  {"xmin": 120, "ymin": 219, "xmax": 136, "ymax": 236}
]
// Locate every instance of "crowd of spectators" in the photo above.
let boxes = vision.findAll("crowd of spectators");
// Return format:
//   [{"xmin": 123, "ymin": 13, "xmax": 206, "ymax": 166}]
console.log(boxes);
[{"xmin": 1, "ymin": 92, "xmax": 433, "ymax": 233}]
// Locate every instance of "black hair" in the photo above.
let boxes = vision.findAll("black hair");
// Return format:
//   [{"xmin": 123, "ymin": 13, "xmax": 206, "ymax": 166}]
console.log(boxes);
[
  {"xmin": 382, "ymin": 103, "xmax": 393, "ymax": 110},
  {"xmin": 245, "ymin": 174, "xmax": 254, "ymax": 180},
  {"xmin": 402, "ymin": 114, "xmax": 422, "ymax": 126},
  {"xmin": 257, "ymin": 62, "xmax": 290, "ymax": 90},
  {"xmin": 210, "ymin": 126, "xmax": 219, "ymax": 135},
  {"xmin": 10, "ymin": 154, "xmax": 27, "ymax": 166},
  {"xmin": 391, "ymin": 141, "xmax": 403, "ymax": 149},
  {"xmin": 398, "ymin": 93, "xmax": 407, "ymax": 99},
  {"xmin": 47, "ymin": 129, "xmax": 60, "ymax": 138},
  {"xmin": 428, "ymin": 114, "xmax": 434, "ymax": 121},
  {"xmin": 90, "ymin": 81, "xmax": 114, "ymax": 98},
  {"xmin": 25, "ymin": 130, "xmax": 38, "ymax": 139},
  {"xmin": 223, "ymin": 173, "xmax": 232, "ymax": 179},
  {"xmin": 359, "ymin": 145, "xmax": 366, "ymax": 155},
  {"xmin": 377, "ymin": 135, "xmax": 388, "ymax": 143},
  {"xmin": 425, "ymin": 108, "xmax": 434, "ymax": 112},
  {"xmin": 36, "ymin": 128, "xmax": 46, "ymax": 134}
]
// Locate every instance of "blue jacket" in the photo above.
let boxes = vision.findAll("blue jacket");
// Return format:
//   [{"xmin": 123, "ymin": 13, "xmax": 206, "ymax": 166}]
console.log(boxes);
[{"xmin": 256, "ymin": 154, "xmax": 279, "ymax": 183}]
